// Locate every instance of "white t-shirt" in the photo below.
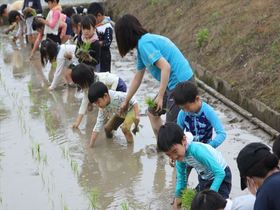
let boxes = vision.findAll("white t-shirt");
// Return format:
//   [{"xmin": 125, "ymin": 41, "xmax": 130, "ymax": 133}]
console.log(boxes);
[
  {"xmin": 50, "ymin": 44, "xmax": 78, "ymax": 89},
  {"xmin": 225, "ymin": 195, "xmax": 255, "ymax": 210}
]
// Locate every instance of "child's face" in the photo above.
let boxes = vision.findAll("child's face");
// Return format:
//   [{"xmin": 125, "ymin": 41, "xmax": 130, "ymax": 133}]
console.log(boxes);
[
  {"xmin": 2, "ymin": 8, "xmax": 8, "ymax": 17},
  {"xmin": 94, "ymin": 94, "xmax": 110, "ymax": 109},
  {"xmin": 72, "ymin": 25, "xmax": 81, "ymax": 35},
  {"xmin": 95, "ymin": 13, "xmax": 103, "ymax": 24},
  {"xmin": 82, "ymin": 26, "xmax": 95, "ymax": 39},
  {"xmin": 165, "ymin": 136, "xmax": 187, "ymax": 161},
  {"xmin": 179, "ymin": 96, "xmax": 201, "ymax": 113},
  {"xmin": 47, "ymin": 1, "xmax": 57, "ymax": 9}
]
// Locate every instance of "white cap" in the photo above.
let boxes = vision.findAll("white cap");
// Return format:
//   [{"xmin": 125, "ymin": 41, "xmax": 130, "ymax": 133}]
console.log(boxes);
[{"xmin": 184, "ymin": 131, "xmax": 194, "ymax": 145}]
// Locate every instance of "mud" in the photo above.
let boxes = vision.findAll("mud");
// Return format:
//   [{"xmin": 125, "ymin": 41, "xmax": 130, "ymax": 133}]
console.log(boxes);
[{"xmin": 0, "ymin": 28, "xmax": 272, "ymax": 210}]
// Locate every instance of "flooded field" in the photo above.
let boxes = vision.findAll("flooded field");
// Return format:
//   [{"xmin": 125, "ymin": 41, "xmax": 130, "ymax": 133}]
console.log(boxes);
[{"xmin": 0, "ymin": 31, "xmax": 272, "ymax": 210}]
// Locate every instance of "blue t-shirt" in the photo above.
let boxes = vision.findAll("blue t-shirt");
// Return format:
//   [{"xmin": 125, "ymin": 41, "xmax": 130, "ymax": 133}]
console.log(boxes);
[
  {"xmin": 137, "ymin": 33, "xmax": 193, "ymax": 90},
  {"xmin": 254, "ymin": 171, "xmax": 280, "ymax": 210},
  {"xmin": 177, "ymin": 101, "xmax": 226, "ymax": 148}
]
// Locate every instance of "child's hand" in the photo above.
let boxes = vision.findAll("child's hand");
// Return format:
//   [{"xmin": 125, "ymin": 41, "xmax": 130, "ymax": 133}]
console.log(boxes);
[
  {"xmin": 88, "ymin": 139, "xmax": 94, "ymax": 148},
  {"xmin": 173, "ymin": 198, "xmax": 181, "ymax": 210},
  {"xmin": 154, "ymin": 94, "xmax": 164, "ymax": 112},
  {"xmin": 12, "ymin": 36, "xmax": 18, "ymax": 42},
  {"xmin": 48, "ymin": 86, "xmax": 54, "ymax": 91},
  {"xmin": 169, "ymin": 158, "xmax": 175, "ymax": 167},
  {"xmin": 72, "ymin": 123, "xmax": 79, "ymax": 129},
  {"xmin": 119, "ymin": 101, "xmax": 129, "ymax": 116},
  {"xmin": 64, "ymin": 52, "xmax": 72, "ymax": 60}
]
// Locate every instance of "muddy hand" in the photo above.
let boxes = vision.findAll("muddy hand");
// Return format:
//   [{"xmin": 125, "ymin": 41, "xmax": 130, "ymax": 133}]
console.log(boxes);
[
  {"xmin": 169, "ymin": 158, "xmax": 175, "ymax": 167},
  {"xmin": 154, "ymin": 95, "xmax": 163, "ymax": 112},
  {"xmin": 119, "ymin": 102, "xmax": 128, "ymax": 116}
]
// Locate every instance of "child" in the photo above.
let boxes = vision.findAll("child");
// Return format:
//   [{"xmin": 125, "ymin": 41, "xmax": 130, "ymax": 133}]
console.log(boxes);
[
  {"xmin": 191, "ymin": 190, "xmax": 255, "ymax": 210},
  {"xmin": 71, "ymin": 14, "xmax": 81, "ymax": 43},
  {"xmin": 22, "ymin": 0, "xmax": 42, "ymax": 44},
  {"xmin": 39, "ymin": 0, "xmax": 61, "ymax": 44},
  {"xmin": 88, "ymin": 82, "xmax": 139, "ymax": 147},
  {"xmin": 7, "ymin": 10, "xmax": 25, "ymax": 42},
  {"xmin": 172, "ymin": 81, "xmax": 226, "ymax": 148},
  {"xmin": 0, "ymin": 1, "xmax": 23, "ymax": 18},
  {"xmin": 88, "ymin": 3, "xmax": 113, "ymax": 72},
  {"xmin": 157, "ymin": 123, "xmax": 231, "ymax": 210},
  {"xmin": 30, "ymin": 16, "xmax": 68, "ymax": 59},
  {"xmin": 75, "ymin": 15, "xmax": 100, "ymax": 67},
  {"xmin": 40, "ymin": 38, "xmax": 78, "ymax": 90},
  {"xmin": 71, "ymin": 63, "xmax": 127, "ymax": 129},
  {"xmin": 115, "ymin": 15, "xmax": 194, "ymax": 137}
]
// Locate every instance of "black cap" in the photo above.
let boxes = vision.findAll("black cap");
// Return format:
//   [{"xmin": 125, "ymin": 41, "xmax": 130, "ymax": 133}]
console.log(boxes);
[{"xmin": 236, "ymin": 142, "xmax": 271, "ymax": 190}]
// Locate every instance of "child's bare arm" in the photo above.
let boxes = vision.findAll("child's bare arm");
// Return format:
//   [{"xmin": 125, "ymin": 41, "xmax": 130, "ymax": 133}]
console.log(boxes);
[
  {"xmin": 72, "ymin": 114, "xmax": 84, "ymax": 129},
  {"xmin": 89, "ymin": 131, "xmax": 99, "ymax": 147}
]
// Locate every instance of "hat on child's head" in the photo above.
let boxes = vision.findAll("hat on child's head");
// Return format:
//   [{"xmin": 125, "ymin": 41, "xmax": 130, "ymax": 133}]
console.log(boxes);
[
  {"xmin": 184, "ymin": 131, "xmax": 194, "ymax": 145},
  {"xmin": 236, "ymin": 142, "xmax": 271, "ymax": 190}
]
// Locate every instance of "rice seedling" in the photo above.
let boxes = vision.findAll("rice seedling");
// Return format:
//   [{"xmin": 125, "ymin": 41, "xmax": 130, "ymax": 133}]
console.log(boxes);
[
  {"xmin": 61, "ymin": 147, "xmax": 70, "ymax": 160},
  {"xmin": 181, "ymin": 188, "xmax": 196, "ymax": 210},
  {"xmin": 70, "ymin": 159, "xmax": 79, "ymax": 176},
  {"xmin": 63, "ymin": 204, "xmax": 68, "ymax": 210},
  {"xmin": 121, "ymin": 202, "xmax": 129, "ymax": 210},
  {"xmin": 145, "ymin": 97, "xmax": 156, "ymax": 109},
  {"xmin": 27, "ymin": 81, "xmax": 33, "ymax": 94},
  {"xmin": 42, "ymin": 154, "xmax": 48, "ymax": 165},
  {"xmin": 31, "ymin": 143, "xmax": 41, "ymax": 162},
  {"xmin": 87, "ymin": 188, "xmax": 100, "ymax": 209}
]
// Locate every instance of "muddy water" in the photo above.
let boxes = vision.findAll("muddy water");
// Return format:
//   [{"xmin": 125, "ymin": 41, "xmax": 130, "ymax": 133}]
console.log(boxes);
[{"xmin": 0, "ymin": 31, "xmax": 272, "ymax": 210}]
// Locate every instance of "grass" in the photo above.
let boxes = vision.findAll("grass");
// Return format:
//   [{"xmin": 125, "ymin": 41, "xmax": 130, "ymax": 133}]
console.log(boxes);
[
  {"xmin": 88, "ymin": 188, "xmax": 100, "ymax": 209},
  {"xmin": 181, "ymin": 188, "xmax": 196, "ymax": 210},
  {"xmin": 196, "ymin": 28, "xmax": 209, "ymax": 48}
]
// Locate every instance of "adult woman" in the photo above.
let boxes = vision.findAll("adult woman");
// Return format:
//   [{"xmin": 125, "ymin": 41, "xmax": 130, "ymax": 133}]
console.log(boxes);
[
  {"xmin": 236, "ymin": 142, "xmax": 280, "ymax": 210},
  {"xmin": 115, "ymin": 14, "xmax": 194, "ymax": 136}
]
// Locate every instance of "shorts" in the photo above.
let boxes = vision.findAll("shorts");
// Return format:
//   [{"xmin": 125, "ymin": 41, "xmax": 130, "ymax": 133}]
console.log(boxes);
[
  {"xmin": 104, "ymin": 110, "xmax": 137, "ymax": 132},
  {"xmin": 197, "ymin": 166, "xmax": 232, "ymax": 199},
  {"xmin": 46, "ymin": 33, "xmax": 61, "ymax": 44},
  {"xmin": 116, "ymin": 78, "xmax": 127, "ymax": 92},
  {"xmin": 121, "ymin": 110, "xmax": 136, "ymax": 131},
  {"xmin": 148, "ymin": 76, "xmax": 195, "ymax": 122},
  {"xmin": 26, "ymin": 16, "xmax": 35, "ymax": 35}
]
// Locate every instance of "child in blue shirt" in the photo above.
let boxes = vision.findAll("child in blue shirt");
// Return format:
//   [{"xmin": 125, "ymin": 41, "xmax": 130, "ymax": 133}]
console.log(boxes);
[
  {"xmin": 172, "ymin": 81, "xmax": 226, "ymax": 148},
  {"xmin": 157, "ymin": 123, "xmax": 231, "ymax": 210}
]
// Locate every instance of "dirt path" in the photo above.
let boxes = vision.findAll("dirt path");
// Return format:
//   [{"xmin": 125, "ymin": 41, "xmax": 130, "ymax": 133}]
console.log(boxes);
[{"xmin": 0, "ymin": 33, "xmax": 271, "ymax": 210}]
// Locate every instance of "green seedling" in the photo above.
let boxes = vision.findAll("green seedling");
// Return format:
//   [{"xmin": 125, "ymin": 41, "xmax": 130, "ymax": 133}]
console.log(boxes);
[
  {"xmin": 27, "ymin": 81, "xmax": 33, "ymax": 94},
  {"xmin": 32, "ymin": 143, "xmax": 41, "ymax": 161},
  {"xmin": 70, "ymin": 159, "xmax": 79, "ymax": 176},
  {"xmin": 88, "ymin": 188, "xmax": 100, "ymax": 209},
  {"xmin": 145, "ymin": 97, "xmax": 156, "ymax": 109},
  {"xmin": 121, "ymin": 202, "xmax": 129, "ymax": 210},
  {"xmin": 181, "ymin": 188, "xmax": 196, "ymax": 210},
  {"xmin": 42, "ymin": 154, "xmax": 48, "ymax": 165}
]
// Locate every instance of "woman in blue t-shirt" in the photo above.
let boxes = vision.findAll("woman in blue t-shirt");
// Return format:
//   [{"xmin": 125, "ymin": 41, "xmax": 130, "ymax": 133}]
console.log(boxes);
[{"xmin": 115, "ymin": 14, "xmax": 194, "ymax": 136}]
